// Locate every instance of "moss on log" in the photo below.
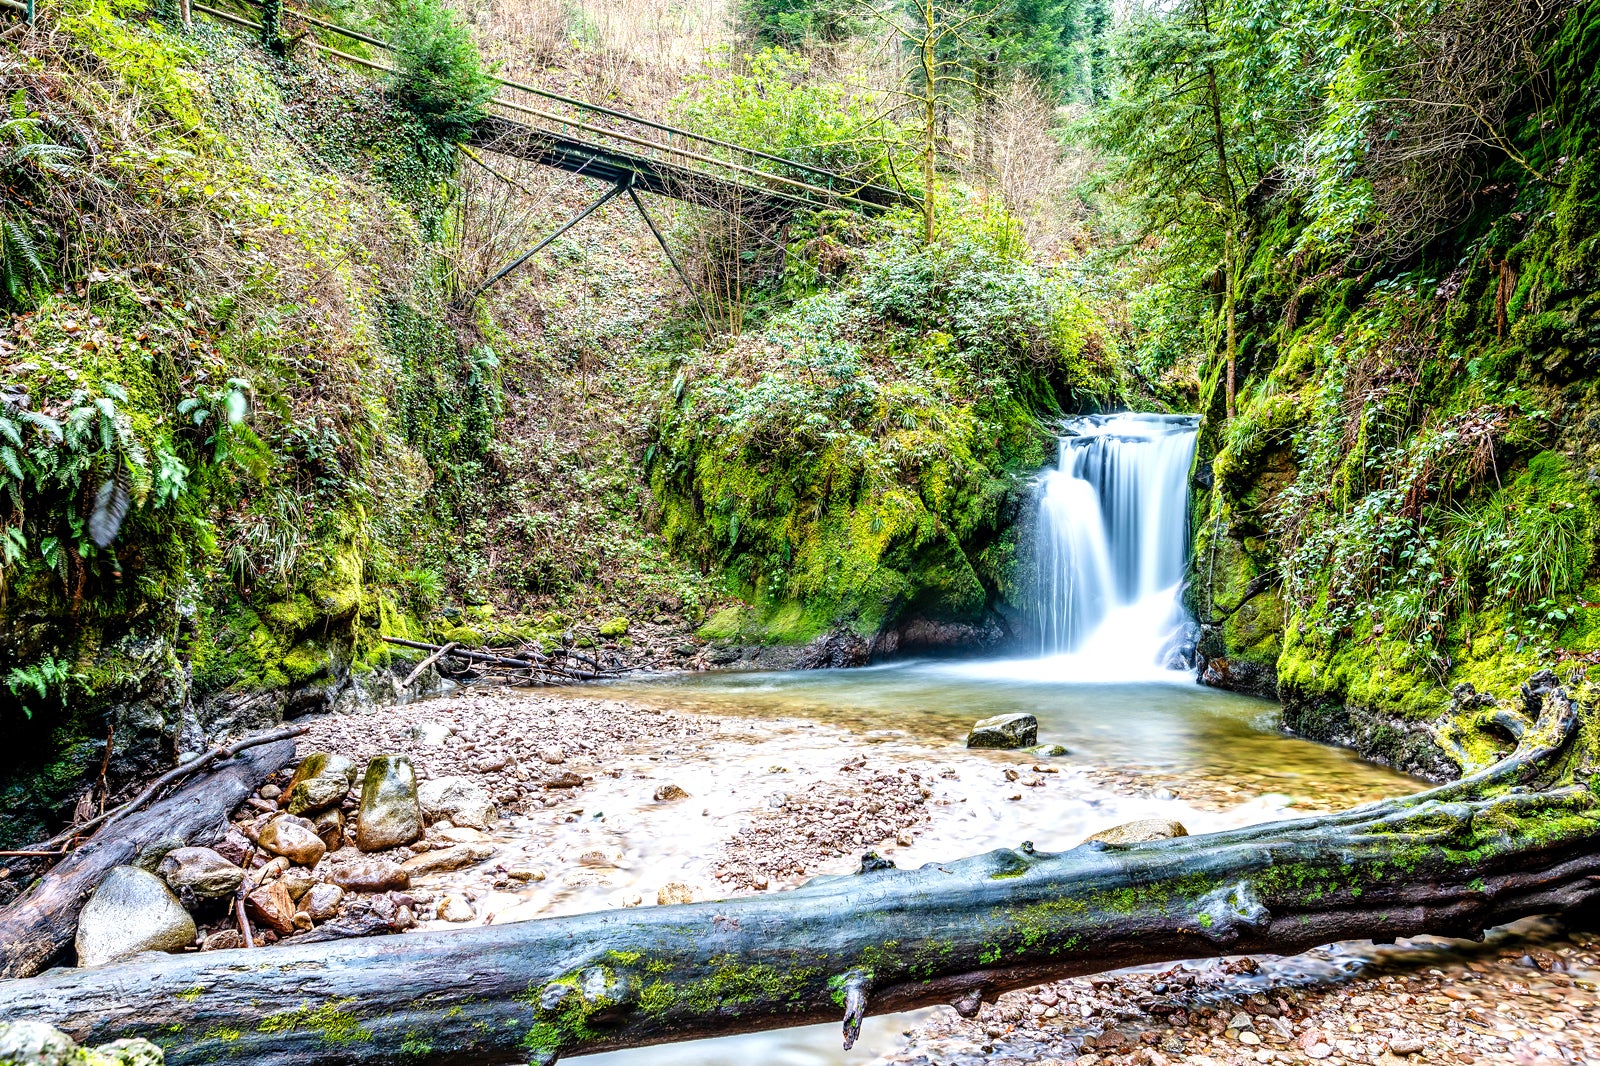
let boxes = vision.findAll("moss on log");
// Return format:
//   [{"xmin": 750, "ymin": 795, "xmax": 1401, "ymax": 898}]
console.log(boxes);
[{"xmin": 0, "ymin": 688, "xmax": 1594, "ymax": 1064}]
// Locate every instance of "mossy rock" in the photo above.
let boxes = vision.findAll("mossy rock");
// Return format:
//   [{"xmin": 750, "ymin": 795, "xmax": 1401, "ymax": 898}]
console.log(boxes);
[
  {"xmin": 597, "ymin": 616, "xmax": 629, "ymax": 638},
  {"xmin": 440, "ymin": 626, "xmax": 485, "ymax": 647}
]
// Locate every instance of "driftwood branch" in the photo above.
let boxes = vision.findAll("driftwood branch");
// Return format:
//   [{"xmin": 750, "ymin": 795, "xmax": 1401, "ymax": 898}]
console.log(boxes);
[
  {"xmin": 0, "ymin": 684, "xmax": 1593, "ymax": 1064},
  {"xmin": 36, "ymin": 725, "xmax": 308, "ymax": 850},
  {"xmin": 0, "ymin": 733, "xmax": 300, "ymax": 979},
  {"xmin": 381, "ymin": 636, "xmax": 618, "ymax": 683},
  {"xmin": 401, "ymin": 641, "xmax": 458, "ymax": 689}
]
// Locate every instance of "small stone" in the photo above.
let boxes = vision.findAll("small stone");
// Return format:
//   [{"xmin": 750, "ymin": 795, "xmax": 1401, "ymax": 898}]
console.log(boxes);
[
  {"xmin": 281, "ymin": 867, "xmax": 315, "ymax": 902},
  {"xmin": 545, "ymin": 771, "xmax": 584, "ymax": 789},
  {"xmin": 1389, "ymin": 1038, "xmax": 1425, "ymax": 1056},
  {"xmin": 157, "ymin": 846, "xmax": 244, "ymax": 901},
  {"xmin": 435, "ymin": 826, "xmax": 490, "ymax": 843},
  {"xmin": 75, "ymin": 866, "xmax": 197, "ymax": 967},
  {"xmin": 896, "ymin": 832, "xmax": 914, "ymax": 846},
  {"xmin": 1238, "ymin": 1031, "xmax": 1260, "ymax": 1045},
  {"xmin": 356, "ymin": 755, "xmax": 422, "ymax": 852},
  {"xmin": 1025, "ymin": 744, "xmax": 1071, "ymax": 757},
  {"xmin": 1082, "ymin": 818, "xmax": 1188, "ymax": 847},
  {"xmin": 438, "ymin": 895, "xmax": 475, "ymax": 922},
  {"xmin": 284, "ymin": 753, "xmax": 356, "ymax": 799},
  {"xmin": 578, "ymin": 850, "xmax": 616, "ymax": 868},
  {"xmin": 311, "ymin": 807, "xmax": 345, "ymax": 852},
  {"xmin": 1306, "ymin": 1043, "xmax": 1333, "ymax": 1060},
  {"xmin": 653, "ymin": 783, "xmax": 689, "ymax": 801},
  {"xmin": 302, "ymin": 882, "xmax": 345, "ymax": 921},
  {"xmin": 966, "ymin": 713, "xmax": 1038, "ymax": 749},
  {"xmin": 293, "ymin": 911, "xmax": 314, "ymax": 932},
  {"xmin": 417, "ymin": 777, "xmax": 496, "ymax": 830},
  {"xmin": 1228, "ymin": 1013, "xmax": 1253, "ymax": 1030},
  {"xmin": 538, "ymin": 746, "xmax": 565, "ymax": 764},
  {"xmin": 330, "ymin": 859, "xmax": 410, "ymax": 893},
  {"xmin": 401, "ymin": 844, "xmax": 496, "ymax": 876},
  {"xmin": 657, "ymin": 882, "xmax": 693, "ymax": 905},
  {"xmin": 507, "ymin": 868, "xmax": 546, "ymax": 882},
  {"xmin": 215, "ymin": 827, "xmax": 253, "ymax": 866},
  {"xmin": 258, "ymin": 783, "xmax": 282, "ymax": 800},
  {"xmin": 472, "ymin": 754, "xmax": 511, "ymax": 773},
  {"xmin": 409, "ymin": 722, "xmax": 453, "ymax": 746},
  {"xmin": 203, "ymin": 928, "xmax": 244, "ymax": 951},
  {"xmin": 257, "ymin": 814, "xmax": 327, "ymax": 867},
  {"xmin": 246, "ymin": 880, "xmax": 298, "ymax": 935}
]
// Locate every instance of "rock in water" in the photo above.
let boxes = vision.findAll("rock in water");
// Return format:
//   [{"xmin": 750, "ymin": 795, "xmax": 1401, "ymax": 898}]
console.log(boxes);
[
  {"xmin": 356, "ymin": 754, "xmax": 422, "ymax": 851},
  {"xmin": 965, "ymin": 713, "xmax": 1039, "ymax": 749},
  {"xmin": 437, "ymin": 895, "xmax": 475, "ymax": 922},
  {"xmin": 257, "ymin": 814, "xmax": 328, "ymax": 867},
  {"xmin": 401, "ymin": 844, "xmax": 495, "ymax": 877},
  {"xmin": 330, "ymin": 859, "xmax": 410, "ymax": 893},
  {"xmin": 657, "ymin": 882, "xmax": 693, "ymax": 905},
  {"xmin": 157, "ymin": 847, "xmax": 244, "ymax": 901},
  {"xmin": 75, "ymin": 866, "xmax": 197, "ymax": 967},
  {"xmin": 653, "ymin": 783, "xmax": 689, "ymax": 801},
  {"xmin": 417, "ymin": 777, "xmax": 496, "ymax": 830},
  {"xmin": 1082, "ymin": 818, "xmax": 1188, "ymax": 846}
]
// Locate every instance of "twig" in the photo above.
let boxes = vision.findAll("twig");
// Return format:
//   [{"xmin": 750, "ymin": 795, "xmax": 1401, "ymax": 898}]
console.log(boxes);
[
  {"xmin": 235, "ymin": 846, "xmax": 257, "ymax": 949},
  {"xmin": 36, "ymin": 725, "xmax": 308, "ymax": 850},
  {"xmin": 402, "ymin": 641, "xmax": 459, "ymax": 689},
  {"xmin": 0, "ymin": 850, "xmax": 69, "ymax": 858}
]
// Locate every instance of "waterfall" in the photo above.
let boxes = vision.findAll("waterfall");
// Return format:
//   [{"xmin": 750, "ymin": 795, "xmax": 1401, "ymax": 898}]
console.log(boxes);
[{"xmin": 1033, "ymin": 412, "xmax": 1199, "ymax": 677}]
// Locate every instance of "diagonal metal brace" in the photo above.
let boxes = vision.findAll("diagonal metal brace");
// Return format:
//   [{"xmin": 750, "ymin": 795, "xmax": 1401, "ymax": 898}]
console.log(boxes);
[
  {"xmin": 459, "ymin": 176, "xmax": 630, "ymax": 307},
  {"xmin": 626, "ymin": 185, "xmax": 713, "ymax": 333}
]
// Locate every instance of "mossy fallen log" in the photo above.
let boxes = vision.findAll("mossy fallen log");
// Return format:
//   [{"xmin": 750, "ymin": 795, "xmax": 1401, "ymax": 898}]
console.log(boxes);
[
  {"xmin": 0, "ymin": 735, "xmax": 299, "ymax": 980},
  {"xmin": 0, "ymin": 685, "xmax": 1595, "ymax": 1065}
]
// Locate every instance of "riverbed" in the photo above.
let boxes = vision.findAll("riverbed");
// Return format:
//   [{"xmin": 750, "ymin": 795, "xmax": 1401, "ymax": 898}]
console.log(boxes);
[{"xmin": 280, "ymin": 658, "xmax": 1600, "ymax": 1066}]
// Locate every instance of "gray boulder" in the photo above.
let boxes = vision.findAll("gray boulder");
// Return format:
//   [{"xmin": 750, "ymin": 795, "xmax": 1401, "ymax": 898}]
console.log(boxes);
[
  {"xmin": 156, "ymin": 847, "xmax": 244, "ymax": 901},
  {"xmin": 965, "ymin": 712, "xmax": 1038, "ymax": 749},
  {"xmin": 356, "ymin": 755, "xmax": 421, "ymax": 851},
  {"xmin": 416, "ymin": 776, "xmax": 495, "ymax": 830},
  {"xmin": 75, "ymin": 866, "xmax": 196, "ymax": 968}
]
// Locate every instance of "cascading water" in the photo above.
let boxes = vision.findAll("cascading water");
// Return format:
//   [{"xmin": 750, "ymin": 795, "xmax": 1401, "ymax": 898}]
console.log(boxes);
[{"xmin": 1032, "ymin": 412, "xmax": 1200, "ymax": 678}]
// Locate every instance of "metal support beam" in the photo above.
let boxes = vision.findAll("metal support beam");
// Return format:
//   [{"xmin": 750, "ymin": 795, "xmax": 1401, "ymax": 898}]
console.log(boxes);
[
  {"xmin": 458, "ymin": 178, "xmax": 629, "ymax": 307},
  {"xmin": 627, "ymin": 185, "xmax": 714, "ymax": 334}
]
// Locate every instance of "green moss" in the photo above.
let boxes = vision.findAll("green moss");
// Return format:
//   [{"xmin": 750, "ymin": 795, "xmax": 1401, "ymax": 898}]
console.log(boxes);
[
  {"xmin": 597, "ymin": 616, "xmax": 629, "ymax": 637},
  {"xmin": 256, "ymin": 999, "xmax": 372, "ymax": 1045}
]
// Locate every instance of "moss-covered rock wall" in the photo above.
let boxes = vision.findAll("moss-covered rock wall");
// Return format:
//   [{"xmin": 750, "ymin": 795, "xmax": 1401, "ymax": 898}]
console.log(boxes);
[{"xmin": 1188, "ymin": 1, "xmax": 1600, "ymax": 779}]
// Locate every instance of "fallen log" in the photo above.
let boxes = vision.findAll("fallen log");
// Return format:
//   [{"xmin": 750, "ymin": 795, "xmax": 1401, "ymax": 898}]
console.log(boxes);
[
  {"xmin": 0, "ymin": 732, "xmax": 301, "ymax": 979},
  {"xmin": 0, "ymin": 683, "xmax": 1595, "ymax": 1065}
]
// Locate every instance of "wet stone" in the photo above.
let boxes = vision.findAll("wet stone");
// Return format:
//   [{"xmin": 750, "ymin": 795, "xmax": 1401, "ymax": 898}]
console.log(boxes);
[
  {"xmin": 75, "ymin": 866, "xmax": 197, "ymax": 968},
  {"xmin": 246, "ymin": 881, "xmax": 298, "ymax": 936},
  {"xmin": 966, "ymin": 713, "xmax": 1039, "ymax": 750},
  {"xmin": 356, "ymin": 755, "xmax": 422, "ymax": 852},
  {"xmin": 330, "ymin": 859, "xmax": 410, "ymax": 893},
  {"xmin": 417, "ymin": 776, "xmax": 495, "ymax": 830},
  {"xmin": 257, "ymin": 814, "xmax": 327, "ymax": 867},
  {"xmin": 302, "ymin": 882, "xmax": 345, "ymax": 921},
  {"xmin": 157, "ymin": 846, "xmax": 244, "ymax": 901},
  {"xmin": 1083, "ymin": 818, "xmax": 1188, "ymax": 847}
]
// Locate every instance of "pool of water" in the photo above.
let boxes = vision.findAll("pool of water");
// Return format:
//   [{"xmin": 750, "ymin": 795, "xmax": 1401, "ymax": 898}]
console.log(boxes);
[
  {"xmin": 586, "ymin": 658, "xmax": 1413, "ymax": 809},
  {"xmin": 529, "ymin": 659, "xmax": 1423, "ymax": 1065}
]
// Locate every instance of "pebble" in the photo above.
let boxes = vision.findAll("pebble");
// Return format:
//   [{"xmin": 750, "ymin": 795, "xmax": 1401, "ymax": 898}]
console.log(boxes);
[
  {"xmin": 402, "ymin": 844, "xmax": 496, "ymax": 876},
  {"xmin": 245, "ymin": 881, "xmax": 297, "ymax": 935},
  {"xmin": 653, "ymin": 783, "xmax": 689, "ymax": 801},
  {"xmin": 157, "ymin": 846, "xmax": 244, "ymax": 901},
  {"xmin": 301, "ymin": 883, "xmax": 344, "ymax": 921},
  {"xmin": 330, "ymin": 859, "xmax": 410, "ymax": 893},
  {"xmin": 257, "ymin": 814, "xmax": 327, "ymax": 867},
  {"xmin": 437, "ymin": 895, "xmax": 475, "ymax": 922},
  {"xmin": 657, "ymin": 882, "xmax": 693, "ymax": 905}
]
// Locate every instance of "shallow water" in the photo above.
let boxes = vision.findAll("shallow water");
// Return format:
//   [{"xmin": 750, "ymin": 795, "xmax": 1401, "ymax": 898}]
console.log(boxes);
[{"xmin": 525, "ymin": 661, "xmax": 1424, "ymax": 1065}]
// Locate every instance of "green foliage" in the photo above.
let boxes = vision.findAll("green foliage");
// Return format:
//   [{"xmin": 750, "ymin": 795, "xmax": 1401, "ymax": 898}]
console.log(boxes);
[
  {"xmin": 672, "ymin": 48, "xmax": 905, "ymax": 188},
  {"xmin": 4, "ymin": 656, "xmax": 89, "ymax": 719},
  {"xmin": 386, "ymin": 0, "xmax": 495, "ymax": 142},
  {"xmin": 654, "ymin": 202, "xmax": 1124, "ymax": 639},
  {"xmin": 737, "ymin": 0, "xmax": 860, "ymax": 47},
  {"xmin": 0, "ymin": 90, "xmax": 82, "ymax": 308}
]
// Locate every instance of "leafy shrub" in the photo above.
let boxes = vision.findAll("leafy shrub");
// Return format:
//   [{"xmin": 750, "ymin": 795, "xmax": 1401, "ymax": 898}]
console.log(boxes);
[
  {"xmin": 386, "ymin": 0, "xmax": 495, "ymax": 142},
  {"xmin": 736, "ymin": 0, "xmax": 859, "ymax": 48}
]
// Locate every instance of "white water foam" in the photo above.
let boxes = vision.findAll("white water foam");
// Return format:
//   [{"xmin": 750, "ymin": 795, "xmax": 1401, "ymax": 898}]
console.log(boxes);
[{"xmin": 941, "ymin": 412, "xmax": 1201, "ymax": 684}]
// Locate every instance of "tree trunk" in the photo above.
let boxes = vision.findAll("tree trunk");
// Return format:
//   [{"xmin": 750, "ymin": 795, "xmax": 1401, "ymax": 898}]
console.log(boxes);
[
  {"xmin": 1225, "ymin": 228, "xmax": 1238, "ymax": 420},
  {"xmin": 0, "ymin": 737, "xmax": 298, "ymax": 979},
  {"xmin": 0, "ymin": 684, "xmax": 1593, "ymax": 1065}
]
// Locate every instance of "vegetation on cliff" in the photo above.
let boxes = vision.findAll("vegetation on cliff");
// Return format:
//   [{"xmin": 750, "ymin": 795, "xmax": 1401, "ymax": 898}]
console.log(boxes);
[{"xmin": 1086, "ymin": 0, "xmax": 1600, "ymax": 774}]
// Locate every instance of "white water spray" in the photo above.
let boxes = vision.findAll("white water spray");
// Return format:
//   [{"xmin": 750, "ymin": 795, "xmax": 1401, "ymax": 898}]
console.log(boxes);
[{"xmin": 1030, "ymin": 412, "xmax": 1199, "ymax": 679}]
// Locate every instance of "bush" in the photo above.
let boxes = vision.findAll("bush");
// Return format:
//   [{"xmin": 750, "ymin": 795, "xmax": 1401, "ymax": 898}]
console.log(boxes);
[
  {"xmin": 736, "ymin": 0, "xmax": 859, "ymax": 48},
  {"xmin": 387, "ymin": 0, "xmax": 494, "ymax": 142}
]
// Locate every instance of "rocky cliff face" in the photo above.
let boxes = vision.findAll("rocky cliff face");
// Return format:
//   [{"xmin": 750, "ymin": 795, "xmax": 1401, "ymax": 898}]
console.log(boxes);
[{"xmin": 1187, "ymin": 6, "xmax": 1600, "ymax": 779}]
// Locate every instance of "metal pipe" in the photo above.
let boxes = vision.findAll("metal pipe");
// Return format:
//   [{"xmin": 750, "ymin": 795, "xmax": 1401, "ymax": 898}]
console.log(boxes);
[
  {"xmin": 460, "ymin": 178, "xmax": 629, "ymax": 305},
  {"xmin": 627, "ymin": 185, "xmax": 714, "ymax": 333},
  {"xmin": 230, "ymin": 0, "xmax": 907, "ymax": 201}
]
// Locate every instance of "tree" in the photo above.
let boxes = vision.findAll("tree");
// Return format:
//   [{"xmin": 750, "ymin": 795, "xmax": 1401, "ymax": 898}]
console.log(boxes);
[
  {"xmin": 1091, "ymin": 0, "xmax": 1282, "ymax": 418},
  {"xmin": 387, "ymin": 0, "xmax": 496, "ymax": 143},
  {"xmin": 738, "ymin": 0, "xmax": 861, "ymax": 47}
]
